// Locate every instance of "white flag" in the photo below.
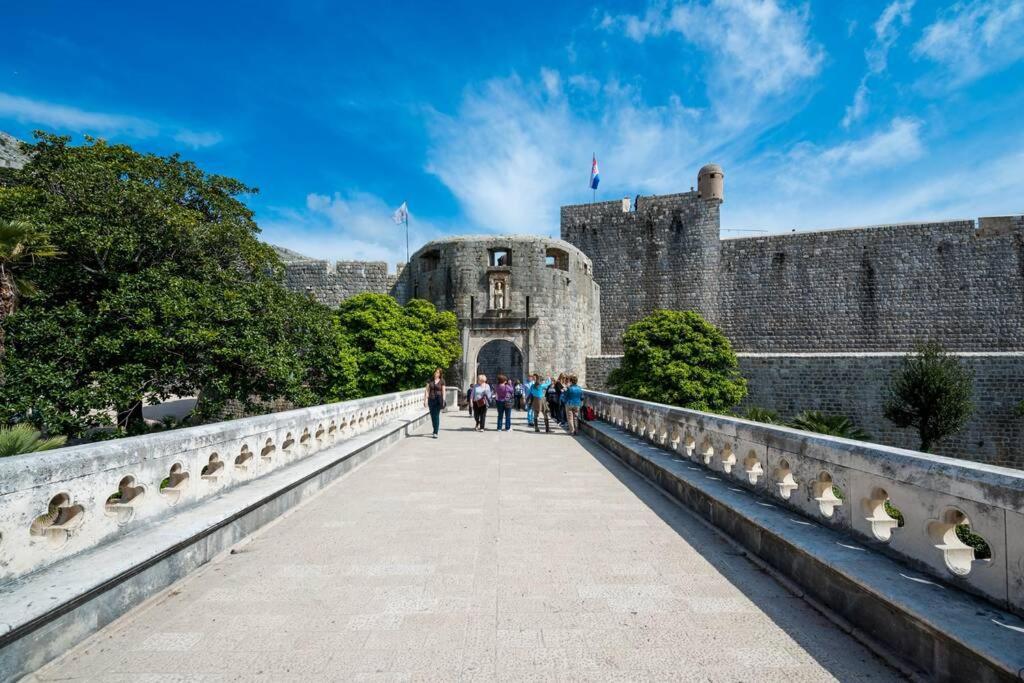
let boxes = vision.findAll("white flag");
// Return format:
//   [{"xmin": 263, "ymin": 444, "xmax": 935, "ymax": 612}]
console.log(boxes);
[{"xmin": 392, "ymin": 201, "xmax": 408, "ymax": 225}]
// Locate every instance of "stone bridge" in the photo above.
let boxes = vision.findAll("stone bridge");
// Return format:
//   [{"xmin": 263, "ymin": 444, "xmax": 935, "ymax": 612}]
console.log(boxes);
[{"xmin": 1, "ymin": 391, "xmax": 1022, "ymax": 681}]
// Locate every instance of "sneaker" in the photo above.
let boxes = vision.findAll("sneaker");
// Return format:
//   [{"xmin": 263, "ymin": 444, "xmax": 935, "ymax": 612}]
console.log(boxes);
[{"xmin": 432, "ymin": 433, "xmax": 438, "ymax": 439}]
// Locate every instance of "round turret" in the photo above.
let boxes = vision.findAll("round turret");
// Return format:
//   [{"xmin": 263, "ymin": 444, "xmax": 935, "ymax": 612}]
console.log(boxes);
[{"xmin": 697, "ymin": 163, "xmax": 724, "ymax": 202}]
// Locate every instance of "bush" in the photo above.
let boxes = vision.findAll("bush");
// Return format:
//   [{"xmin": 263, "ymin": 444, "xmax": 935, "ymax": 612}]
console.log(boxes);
[
  {"xmin": 742, "ymin": 406, "xmax": 782, "ymax": 424},
  {"xmin": 608, "ymin": 310, "xmax": 746, "ymax": 412},
  {"xmin": 1014, "ymin": 399, "xmax": 1024, "ymax": 418},
  {"xmin": 883, "ymin": 342, "xmax": 973, "ymax": 452},
  {"xmin": 788, "ymin": 410, "xmax": 869, "ymax": 440},
  {"xmin": 0, "ymin": 424, "xmax": 66, "ymax": 456}
]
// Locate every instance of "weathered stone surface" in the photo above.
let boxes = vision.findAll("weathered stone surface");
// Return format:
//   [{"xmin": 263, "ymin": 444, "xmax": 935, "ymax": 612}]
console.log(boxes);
[
  {"xmin": 561, "ymin": 192, "xmax": 721, "ymax": 353},
  {"xmin": 719, "ymin": 219, "xmax": 1024, "ymax": 352},
  {"xmin": 406, "ymin": 235, "xmax": 601, "ymax": 386},
  {"xmin": 30, "ymin": 411, "xmax": 901, "ymax": 682},
  {"xmin": 0, "ymin": 131, "xmax": 29, "ymax": 169},
  {"xmin": 580, "ymin": 403, "xmax": 1024, "ymax": 682},
  {"xmin": 585, "ymin": 352, "xmax": 1024, "ymax": 467}
]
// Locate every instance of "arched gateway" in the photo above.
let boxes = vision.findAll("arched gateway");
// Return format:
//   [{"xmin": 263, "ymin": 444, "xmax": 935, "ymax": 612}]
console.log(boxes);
[{"xmin": 475, "ymin": 340, "xmax": 524, "ymax": 383}]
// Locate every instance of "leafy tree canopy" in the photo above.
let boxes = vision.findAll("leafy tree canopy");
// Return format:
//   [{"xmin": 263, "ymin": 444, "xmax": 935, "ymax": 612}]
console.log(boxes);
[
  {"xmin": 882, "ymin": 341, "xmax": 973, "ymax": 452},
  {"xmin": 337, "ymin": 293, "xmax": 460, "ymax": 397},
  {"xmin": 608, "ymin": 309, "xmax": 746, "ymax": 412},
  {"xmin": 0, "ymin": 133, "xmax": 351, "ymax": 436}
]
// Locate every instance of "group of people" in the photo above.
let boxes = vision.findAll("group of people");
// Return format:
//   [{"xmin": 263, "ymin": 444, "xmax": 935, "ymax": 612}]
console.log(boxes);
[
  {"xmin": 423, "ymin": 368, "xmax": 586, "ymax": 437},
  {"xmin": 465, "ymin": 372, "xmax": 584, "ymax": 435}
]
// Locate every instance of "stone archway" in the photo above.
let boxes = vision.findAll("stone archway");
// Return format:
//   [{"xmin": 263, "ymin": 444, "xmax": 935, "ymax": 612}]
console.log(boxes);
[{"xmin": 475, "ymin": 340, "xmax": 524, "ymax": 383}]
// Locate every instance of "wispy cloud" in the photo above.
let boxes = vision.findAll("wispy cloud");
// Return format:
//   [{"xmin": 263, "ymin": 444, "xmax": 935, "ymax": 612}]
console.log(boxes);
[
  {"xmin": 603, "ymin": 0, "xmax": 824, "ymax": 127},
  {"xmin": 425, "ymin": 71, "xmax": 702, "ymax": 234},
  {"xmin": 260, "ymin": 190, "xmax": 447, "ymax": 263},
  {"xmin": 913, "ymin": 0, "xmax": 1024, "ymax": 87},
  {"xmin": 788, "ymin": 117, "xmax": 924, "ymax": 183},
  {"xmin": 0, "ymin": 91, "xmax": 222, "ymax": 149},
  {"xmin": 843, "ymin": 0, "xmax": 914, "ymax": 128},
  {"xmin": 172, "ymin": 129, "xmax": 224, "ymax": 149},
  {"xmin": 0, "ymin": 92, "xmax": 158, "ymax": 138}
]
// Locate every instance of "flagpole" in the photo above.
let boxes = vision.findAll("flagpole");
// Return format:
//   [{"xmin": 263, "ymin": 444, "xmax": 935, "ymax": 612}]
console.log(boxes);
[{"xmin": 405, "ymin": 199, "xmax": 409, "ymax": 264}]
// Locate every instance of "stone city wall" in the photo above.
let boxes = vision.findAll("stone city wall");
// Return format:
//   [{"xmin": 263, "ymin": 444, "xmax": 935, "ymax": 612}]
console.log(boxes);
[
  {"xmin": 281, "ymin": 259, "xmax": 407, "ymax": 307},
  {"xmin": 408, "ymin": 235, "xmax": 601, "ymax": 385},
  {"xmin": 585, "ymin": 352, "xmax": 1024, "ymax": 468},
  {"xmin": 561, "ymin": 192, "xmax": 721, "ymax": 354},
  {"xmin": 719, "ymin": 217, "xmax": 1024, "ymax": 352}
]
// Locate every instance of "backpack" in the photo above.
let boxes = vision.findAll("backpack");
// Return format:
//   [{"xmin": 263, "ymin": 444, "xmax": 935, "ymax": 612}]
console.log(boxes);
[{"xmin": 584, "ymin": 405, "xmax": 596, "ymax": 421}]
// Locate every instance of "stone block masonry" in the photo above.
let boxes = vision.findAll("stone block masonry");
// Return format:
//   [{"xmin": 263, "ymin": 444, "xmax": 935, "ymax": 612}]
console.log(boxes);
[
  {"xmin": 720, "ymin": 218, "xmax": 1024, "ymax": 352},
  {"xmin": 562, "ymin": 192, "xmax": 721, "ymax": 354},
  {"xmin": 737, "ymin": 352, "xmax": 1024, "ymax": 467},
  {"xmin": 585, "ymin": 352, "xmax": 1024, "ymax": 468},
  {"xmin": 280, "ymin": 256, "xmax": 407, "ymax": 307}
]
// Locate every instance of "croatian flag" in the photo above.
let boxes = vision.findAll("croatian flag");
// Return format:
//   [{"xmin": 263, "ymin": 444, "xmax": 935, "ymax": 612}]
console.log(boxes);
[{"xmin": 589, "ymin": 154, "xmax": 600, "ymax": 190}]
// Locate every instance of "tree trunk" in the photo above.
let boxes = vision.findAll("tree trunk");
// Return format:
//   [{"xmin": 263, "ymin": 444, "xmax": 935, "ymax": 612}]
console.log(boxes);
[
  {"xmin": 117, "ymin": 401, "xmax": 146, "ymax": 432},
  {"xmin": 0, "ymin": 269, "xmax": 16, "ymax": 358}
]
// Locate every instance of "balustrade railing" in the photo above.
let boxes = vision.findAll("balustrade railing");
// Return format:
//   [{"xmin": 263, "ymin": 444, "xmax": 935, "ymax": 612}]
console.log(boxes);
[
  {"xmin": 0, "ymin": 390, "xmax": 425, "ymax": 582},
  {"xmin": 584, "ymin": 390, "xmax": 1024, "ymax": 614}
]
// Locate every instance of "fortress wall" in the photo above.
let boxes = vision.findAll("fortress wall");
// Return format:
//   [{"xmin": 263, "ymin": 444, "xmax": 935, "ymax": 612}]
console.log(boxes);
[
  {"xmin": 585, "ymin": 352, "xmax": 1024, "ymax": 467},
  {"xmin": 562, "ymin": 192, "xmax": 720, "ymax": 353},
  {"xmin": 737, "ymin": 352, "xmax": 1024, "ymax": 468},
  {"xmin": 282, "ymin": 260, "xmax": 404, "ymax": 307},
  {"xmin": 719, "ymin": 218, "xmax": 1024, "ymax": 351}
]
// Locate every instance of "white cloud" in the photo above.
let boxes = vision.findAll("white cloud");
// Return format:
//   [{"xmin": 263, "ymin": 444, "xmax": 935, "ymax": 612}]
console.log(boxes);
[
  {"xmin": 173, "ymin": 129, "xmax": 224, "ymax": 149},
  {"xmin": 786, "ymin": 117, "xmax": 924, "ymax": 185},
  {"xmin": 603, "ymin": 0, "xmax": 824, "ymax": 128},
  {"xmin": 540, "ymin": 68, "xmax": 562, "ymax": 97},
  {"xmin": 842, "ymin": 0, "xmax": 914, "ymax": 128},
  {"xmin": 842, "ymin": 81, "xmax": 870, "ymax": 128},
  {"xmin": 425, "ymin": 71, "xmax": 702, "ymax": 234},
  {"xmin": 913, "ymin": 0, "xmax": 1024, "ymax": 86},
  {"xmin": 0, "ymin": 91, "xmax": 158, "ymax": 138},
  {"xmin": 260, "ymin": 191, "xmax": 448, "ymax": 263},
  {"xmin": 0, "ymin": 91, "xmax": 222, "ymax": 148}
]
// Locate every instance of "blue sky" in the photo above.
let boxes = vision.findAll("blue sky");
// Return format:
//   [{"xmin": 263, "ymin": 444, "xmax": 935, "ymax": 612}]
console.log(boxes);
[{"xmin": 2, "ymin": 1, "xmax": 1023, "ymax": 262}]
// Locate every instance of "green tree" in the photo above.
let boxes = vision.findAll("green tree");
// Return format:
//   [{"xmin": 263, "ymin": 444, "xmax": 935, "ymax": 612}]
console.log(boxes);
[
  {"xmin": 0, "ymin": 218, "xmax": 59, "ymax": 356},
  {"xmin": 742, "ymin": 406, "xmax": 782, "ymax": 424},
  {"xmin": 788, "ymin": 410, "xmax": 869, "ymax": 440},
  {"xmin": 0, "ymin": 133, "xmax": 352, "ymax": 437},
  {"xmin": 0, "ymin": 423, "xmax": 66, "ymax": 457},
  {"xmin": 883, "ymin": 342, "xmax": 973, "ymax": 452},
  {"xmin": 336, "ymin": 293, "xmax": 460, "ymax": 397},
  {"xmin": 608, "ymin": 309, "xmax": 746, "ymax": 412}
]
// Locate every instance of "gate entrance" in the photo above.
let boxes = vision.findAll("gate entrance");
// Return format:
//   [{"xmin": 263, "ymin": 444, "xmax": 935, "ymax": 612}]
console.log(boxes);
[{"xmin": 475, "ymin": 340, "xmax": 524, "ymax": 383}]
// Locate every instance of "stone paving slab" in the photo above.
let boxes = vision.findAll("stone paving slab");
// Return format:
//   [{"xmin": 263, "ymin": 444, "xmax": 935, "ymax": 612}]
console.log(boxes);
[{"xmin": 29, "ymin": 411, "xmax": 901, "ymax": 682}]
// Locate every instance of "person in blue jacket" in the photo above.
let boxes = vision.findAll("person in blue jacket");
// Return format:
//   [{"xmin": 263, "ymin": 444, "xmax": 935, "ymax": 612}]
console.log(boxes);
[
  {"xmin": 529, "ymin": 372, "xmax": 552, "ymax": 433},
  {"xmin": 563, "ymin": 374, "xmax": 585, "ymax": 436}
]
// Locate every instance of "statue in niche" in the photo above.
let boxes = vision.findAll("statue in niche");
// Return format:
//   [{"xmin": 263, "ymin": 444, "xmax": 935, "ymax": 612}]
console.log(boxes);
[{"xmin": 493, "ymin": 280, "xmax": 506, "ymax": 310}]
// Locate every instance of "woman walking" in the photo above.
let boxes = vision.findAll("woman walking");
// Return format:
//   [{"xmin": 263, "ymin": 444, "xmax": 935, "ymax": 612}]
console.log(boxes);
[
  {"xmin": 470, "ymin": 374, "xmax": 493, "ymax": 431},
  {"xmin": 494, "ymin": 374, "xmax": 513, "ymax": 431},
  {"xmin": 423, "ymin": 368, "xmax": 446, "ymax": 439},
  {"xmin": 563, "ymin": 374, "xmax": 584, "ymax": 436}
]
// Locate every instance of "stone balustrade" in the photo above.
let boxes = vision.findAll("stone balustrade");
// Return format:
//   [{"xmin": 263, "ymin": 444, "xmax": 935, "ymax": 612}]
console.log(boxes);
[
  {"xmin": 0, "ymin": 390, "xmax": 425, "ymax": 583},
  {"xmin": 584, "ymin": 390, "xmax": 1024, "ymax": 615}
]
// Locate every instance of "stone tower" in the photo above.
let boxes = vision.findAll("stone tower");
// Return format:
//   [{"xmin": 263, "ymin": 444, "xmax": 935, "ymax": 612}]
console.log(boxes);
[
  {"xmin": 560, "ymin": 165, "xmax": 723, "ymax": 353},
  {"xmin": 698, "ymin": 163, "xmax": 724, "ymax": 201}
]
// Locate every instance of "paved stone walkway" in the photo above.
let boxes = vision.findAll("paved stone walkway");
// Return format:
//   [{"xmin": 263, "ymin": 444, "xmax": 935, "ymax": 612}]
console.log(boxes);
[{"xmin": 33, "ymin": 410, "xmax": 900, "ymax": 681}]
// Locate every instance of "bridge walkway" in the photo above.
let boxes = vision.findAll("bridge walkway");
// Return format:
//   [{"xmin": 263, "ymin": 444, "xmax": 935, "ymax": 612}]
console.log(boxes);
[{"xmin": 31, "ymin": 410, "xmax": 900, "ymax": 681}]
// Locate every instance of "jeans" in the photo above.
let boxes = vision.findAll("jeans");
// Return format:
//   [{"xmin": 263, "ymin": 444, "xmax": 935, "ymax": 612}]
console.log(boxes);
[
  {"xmin": 565, "ymin": 406, "xmax": 580, "ymax": 434},
  {"xmin": 428, "ymin": 398, "xmax": 443, "ymax": 435},
  {"xmin": 473, "ymin": 404, "xmax": 488, "ymax": 429},
  {"xmin": 496, "ymin": 402, "xmax": 511, "ymax": 431}
]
